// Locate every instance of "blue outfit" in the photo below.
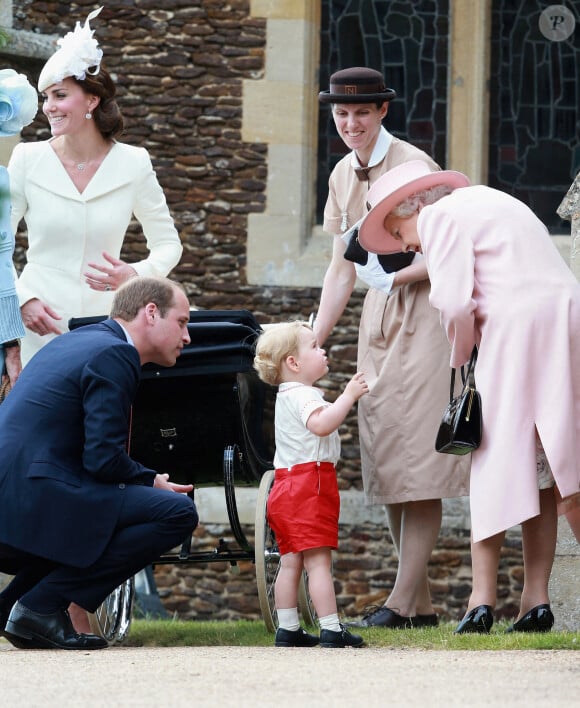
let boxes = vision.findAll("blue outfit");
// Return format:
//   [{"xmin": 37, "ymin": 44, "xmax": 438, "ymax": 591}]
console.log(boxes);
[
  {"xmin": 0, "ymin": 319, "xmax": 197, "ymax": 612},
  {"xmin": 0, "ymin": 166, "xmax": 25, "ymax": 373}
]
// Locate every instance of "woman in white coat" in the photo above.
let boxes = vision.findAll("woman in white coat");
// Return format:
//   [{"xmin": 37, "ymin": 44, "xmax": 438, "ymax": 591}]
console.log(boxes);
[
  {"xmin": 9, "ymin": 8, "xmax": 182, "ymax": 365},
  {"xmin": 7, "ymin": 8, "xmax": 183, "ymax": 634},
  {"xmin": 359, "ymin": 160, "xmax": 580, "ymax": 633}
]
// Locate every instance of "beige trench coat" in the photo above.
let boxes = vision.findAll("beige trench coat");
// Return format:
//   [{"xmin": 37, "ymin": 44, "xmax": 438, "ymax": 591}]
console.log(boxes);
[
  {"xmin": 324, "ymin": 137, "xmax": 470, "ymax": 505},
  {"xmin": 358, "ymin": 283, "xmax": 469, "ymax": 503}
]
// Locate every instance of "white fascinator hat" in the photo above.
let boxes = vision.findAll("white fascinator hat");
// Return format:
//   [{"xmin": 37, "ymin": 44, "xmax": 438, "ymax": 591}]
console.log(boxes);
[{"xmin": 38, "ymin": 7, "xmax": 104, "ymax": 92}]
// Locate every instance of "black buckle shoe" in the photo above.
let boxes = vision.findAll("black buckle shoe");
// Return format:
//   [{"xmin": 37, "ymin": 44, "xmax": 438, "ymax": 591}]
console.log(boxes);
[
  {"xmin": 274, "ymin": 626, "xmax": 319, "ymax": 647},
  {"xmin": 5, "ymin": 601, "xmax": 108, "ymax": 650},
  {"xmin": 454, "ymin": 605, "xmax": 494, "ymax": 634},
  {"xmin": 347, "ymin": 605, "xmax": 413, "ymax": 629},
  {"xmin": 506, "ymin": 604, "xmax": 554, "ymax": 633},
  {"xmin": 320, "ymin": 624, "xmax": 364, "ymax": 648}
]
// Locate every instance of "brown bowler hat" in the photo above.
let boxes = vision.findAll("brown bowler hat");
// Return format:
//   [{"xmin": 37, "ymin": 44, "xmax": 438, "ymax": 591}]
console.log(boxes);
[{"xmin": 318, "ymin": 67, "xmax": 396, "ymax": 104}]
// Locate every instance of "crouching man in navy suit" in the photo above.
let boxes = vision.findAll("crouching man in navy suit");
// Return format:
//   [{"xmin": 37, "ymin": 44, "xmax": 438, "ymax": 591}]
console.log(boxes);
[{"xmin": 0, "ymin": 277, "xmax": 198, "ymax": 650}]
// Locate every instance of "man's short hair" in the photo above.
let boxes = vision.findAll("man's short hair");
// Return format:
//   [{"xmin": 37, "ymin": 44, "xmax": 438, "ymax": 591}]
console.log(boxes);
[{"xmin": 110, "ymin": 277, "xmax": 183, "ymax": 321}]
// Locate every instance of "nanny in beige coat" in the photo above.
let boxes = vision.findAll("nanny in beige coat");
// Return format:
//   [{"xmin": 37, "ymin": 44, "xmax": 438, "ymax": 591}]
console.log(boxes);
[
  {"xmin": 8, "ymin": 8, "xmax": 182, "ymax": 365},
  {"xmin": 315, "ymin": 68, "xmax": 469, "ymax": 630},
  {"xmin": 360, "ymin": 160, "xmax": 580, "ymax": 635}
]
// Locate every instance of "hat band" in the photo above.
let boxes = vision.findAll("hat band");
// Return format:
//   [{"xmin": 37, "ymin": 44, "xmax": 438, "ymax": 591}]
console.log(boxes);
[{"xmin": 329, "ymin": 82, "xmax": 385, "ymax": 96}]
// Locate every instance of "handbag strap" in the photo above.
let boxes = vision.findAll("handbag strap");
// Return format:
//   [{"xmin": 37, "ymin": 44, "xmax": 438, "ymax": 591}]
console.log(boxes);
[
  {"xmin": 449, "ymin": 346, "xmax": 478, "ymax": 401},
  {"xmin": 462, "ymin": 346, "xmax": 478, "ymax": 386}
]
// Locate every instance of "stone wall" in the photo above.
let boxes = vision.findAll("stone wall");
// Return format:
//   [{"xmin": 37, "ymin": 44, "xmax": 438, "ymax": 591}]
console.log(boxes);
[
  {"xmin": 153, "ymin": 520, "xmax": 524, "ymax": 623},
  {"xmin": 5, "ymin": 0, "xmax": 366, "ymax": 495},
  {"xmin": 3, "ymin": 0, "xmax": 526, "ymax": 622}
]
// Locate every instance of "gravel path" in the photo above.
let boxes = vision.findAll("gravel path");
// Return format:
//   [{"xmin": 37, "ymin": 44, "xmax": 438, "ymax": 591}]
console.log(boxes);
[{"xmin": 1, "ymin": 643, "xmax": 579, "ymax": 707}]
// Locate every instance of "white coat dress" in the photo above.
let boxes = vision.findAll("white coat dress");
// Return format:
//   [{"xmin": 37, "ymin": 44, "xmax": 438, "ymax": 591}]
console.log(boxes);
[
  {"xmin": 419, "ymin": 185, "xmax": 580, "ymax": 542},
  {"xmin": 8, "ymin": 140, "xmax": 182, "ymax": 363}
]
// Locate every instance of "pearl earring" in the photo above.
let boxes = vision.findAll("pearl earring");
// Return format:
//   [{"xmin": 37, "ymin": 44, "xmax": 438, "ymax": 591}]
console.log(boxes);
[{"xmin": 85, "ymin": 112, "xmax": 92, "ymax": 120}]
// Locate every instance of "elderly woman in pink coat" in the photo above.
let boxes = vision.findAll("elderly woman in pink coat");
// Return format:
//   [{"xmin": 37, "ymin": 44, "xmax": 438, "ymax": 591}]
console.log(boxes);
[{"xmin": 358, "ymin": 160, "xmax": 580, "ymax": 633}]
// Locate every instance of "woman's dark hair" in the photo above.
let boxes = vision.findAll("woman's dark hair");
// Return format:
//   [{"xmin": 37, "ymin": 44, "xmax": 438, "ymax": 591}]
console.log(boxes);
[{"xmin": 74, "ymin": 63, "xmax": 124, "ymax": 140}]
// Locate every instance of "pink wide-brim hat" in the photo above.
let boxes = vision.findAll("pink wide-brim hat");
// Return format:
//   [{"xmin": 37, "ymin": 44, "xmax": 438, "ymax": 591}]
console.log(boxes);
[{"xmin": 358, "ymin": 160, "xmax": 470, "ymax": 254}]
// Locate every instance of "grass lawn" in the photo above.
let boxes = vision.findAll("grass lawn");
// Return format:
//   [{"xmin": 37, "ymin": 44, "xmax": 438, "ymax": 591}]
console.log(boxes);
[{"xmin": 126, "ymin": 618, "xmax": 580, "ymax": 650}]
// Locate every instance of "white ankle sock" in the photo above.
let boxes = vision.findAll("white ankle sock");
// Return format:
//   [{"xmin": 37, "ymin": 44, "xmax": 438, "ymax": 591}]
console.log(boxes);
[
  {"xmin": 277, "ymin": 608, "xmax": 300, "ymax": 631},
  {"xmin": 319, "ymin": 613, "xmax": 341, "ymax": 632}
]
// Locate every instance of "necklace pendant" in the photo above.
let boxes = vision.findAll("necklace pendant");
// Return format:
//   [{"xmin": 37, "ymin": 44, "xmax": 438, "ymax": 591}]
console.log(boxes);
[{"xmin": 77, "ymin": 163, "xmax": 86, "ymax": 171}]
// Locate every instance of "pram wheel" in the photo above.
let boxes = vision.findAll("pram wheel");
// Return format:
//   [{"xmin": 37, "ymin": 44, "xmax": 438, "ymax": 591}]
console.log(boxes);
[
  {"xmin": 254, "ymin": 469, "xmax": 316, "ymax": 632},
  {"xmin": 88, "ymin": 576, "xmax": 135, "ymax": 645}
]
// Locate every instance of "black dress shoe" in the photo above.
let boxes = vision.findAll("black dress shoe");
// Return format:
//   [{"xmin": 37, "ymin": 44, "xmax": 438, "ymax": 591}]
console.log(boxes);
[
  {"xmin": 506, "ymin": 604, "xmax": 554, "ymax": 633},
  {"xmin": 274, "ymin": 626, "xmax": 319, "ymax": 647},
  {"xmin": 0, "ymin": 595, "xmax": 29, "ymax": 649},
  {"xmin": 5, "ymin": 601, "xmax": 108, "ymax": 650},
  {"xmin": 347, "ymin": 605, "xmax": 413, "ymax": 629},
  {"xmin": 320, "ymin": 624, "xmax": 364, "ymax": 648},
  {"xmin": 0, "ymin": 595, "xmax": 10, "ymax": 632},
  {"xmin": 454, "ymin": 605, "xmax": 494, "ymax": 634},
  {"xmin": 412, "ymin": 613, "xmax": 439, "ymax": 628}
]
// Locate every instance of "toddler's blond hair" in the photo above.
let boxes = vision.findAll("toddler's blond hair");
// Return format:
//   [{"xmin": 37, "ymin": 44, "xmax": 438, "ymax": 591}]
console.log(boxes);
[{"xmin": 253, "ymin": 320, "xmax": 310, "ymax": 386}]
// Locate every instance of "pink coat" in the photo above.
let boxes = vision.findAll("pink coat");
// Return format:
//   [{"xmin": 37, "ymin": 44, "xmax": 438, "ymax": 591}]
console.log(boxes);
[{"xmin": 419, "ymin": 185, "xmax": 580, "ymax": 542}]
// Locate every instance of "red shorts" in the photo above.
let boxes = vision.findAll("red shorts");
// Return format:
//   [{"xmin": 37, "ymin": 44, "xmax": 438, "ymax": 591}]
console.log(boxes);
[{"xmin": 267, "ymin": 461, "xmax": 340, "ymax": 555}]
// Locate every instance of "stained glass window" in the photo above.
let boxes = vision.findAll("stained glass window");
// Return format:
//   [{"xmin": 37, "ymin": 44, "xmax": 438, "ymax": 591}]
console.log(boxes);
[{"xmin": 488, "ymin": 0, "xmax": 580, "ymax": 231}]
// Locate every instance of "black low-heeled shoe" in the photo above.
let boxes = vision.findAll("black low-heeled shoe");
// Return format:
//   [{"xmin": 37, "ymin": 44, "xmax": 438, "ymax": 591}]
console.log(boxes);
[
  {"xmin": 506, "ymin": 604, "xmax": 554, "ymax": 633},
  {"xmin": 454, "ymin": 604, "xmax": 494, "ymax": 634},
  {"xmin": 346, "ymin": 605, "xmax": 413, "ymax": 629},
  {"xmin": 413, "ymin": 613, "xmax": 439, "ymax": 628}
]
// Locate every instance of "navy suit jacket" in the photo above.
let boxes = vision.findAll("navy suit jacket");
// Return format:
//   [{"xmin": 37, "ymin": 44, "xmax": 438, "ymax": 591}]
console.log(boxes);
[{"xmin": 0, "ymin": 320, "xmax": 157, "ymax": 568}]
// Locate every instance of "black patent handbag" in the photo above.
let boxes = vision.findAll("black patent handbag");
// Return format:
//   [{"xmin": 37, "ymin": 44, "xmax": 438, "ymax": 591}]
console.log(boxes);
[{"xmin": 435, "ymin": 346, "xmax": 482, "ymax": 455}]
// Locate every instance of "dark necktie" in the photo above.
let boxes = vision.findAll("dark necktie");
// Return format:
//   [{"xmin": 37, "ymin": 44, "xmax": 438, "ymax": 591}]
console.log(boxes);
[{"xmin": 354, "ymin": 166, "xmax": 371, "ymax": 182}]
